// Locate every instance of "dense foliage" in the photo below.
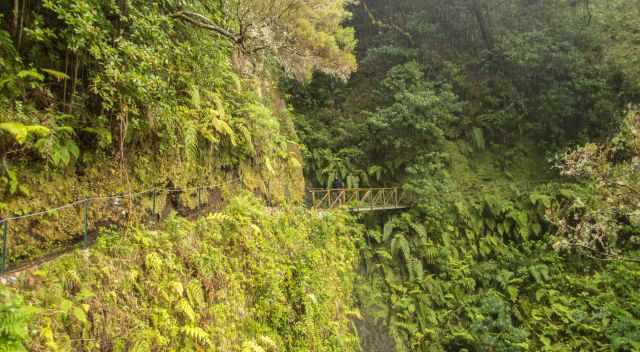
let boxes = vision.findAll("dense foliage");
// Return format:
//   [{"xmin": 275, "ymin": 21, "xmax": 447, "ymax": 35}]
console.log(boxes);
[
  {"xmin": 284, "ymin": 1, "xmax": 640, "ymax": 351},
  {"xmin": 0, "ymin": 0, "xmax": 357, "ymax": 212},
  {"xmin": 3, "ymin": 1, "xmax": 640, "ymax": 351},
  {"xmin": 551, "ymin": 110, "xmax": 640, "ymax": 258},
  {"xmin": 6, "ymin": 195, "xmax": 361, "ymax": 351},
  {"xmin": 0, "ymin": 286, "xmax": 36, "ymax": 352},
  {"xmin": 287, "ymin": 0, "xmax": 639, "ymax": 188},
  {"xmin": 357, "ymin": 187, "xmax": 640, "ymax": 351},
  {"xmin": 351, "ymin": 114, "xmax": 640, "ymax": 352},
  {"xmin": 0, "ymin": 0, "xmax": 356, "ymax": 261}
]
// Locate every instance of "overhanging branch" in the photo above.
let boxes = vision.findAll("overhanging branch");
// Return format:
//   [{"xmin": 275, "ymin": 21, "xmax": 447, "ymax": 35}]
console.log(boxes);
[{"xmin": 173, "ymin": 10, "xmax": 242, "ymax": 44}]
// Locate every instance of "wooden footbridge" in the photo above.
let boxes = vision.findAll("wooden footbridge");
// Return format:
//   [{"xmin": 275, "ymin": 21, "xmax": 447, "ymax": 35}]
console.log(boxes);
[{"xmin": 308, "ymin": 187, "xmax": 410, "ymax": 212}]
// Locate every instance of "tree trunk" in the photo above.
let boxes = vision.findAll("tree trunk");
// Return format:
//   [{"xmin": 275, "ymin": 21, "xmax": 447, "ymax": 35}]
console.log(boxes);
[
  {"xmin": 470, "ymin": 0, "xmax": 493, "ymax": 51},
  {"xmin": 17, "ymin": 0, "xmax": 27, "ymax": 50},
  {"xmin": 63, "ymin": 50, "xmax": 70, "ymax": 112},
  {"xmin": 13, "ymin": 0, "xmax": 19, "ymax": 37},
  {"xmin": 71, "ymin": 53, "xmax": 80, "ymax": 113}
]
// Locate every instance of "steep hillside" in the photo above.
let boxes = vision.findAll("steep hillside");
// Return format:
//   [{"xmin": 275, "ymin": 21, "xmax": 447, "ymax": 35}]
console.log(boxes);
[
  {"xmin": 0, "ymin": 0, "xmax": 359, "ymax": 265},
  {"xmin": 2, "ymin": 195, "xmax": 362, "ymax": 351}
]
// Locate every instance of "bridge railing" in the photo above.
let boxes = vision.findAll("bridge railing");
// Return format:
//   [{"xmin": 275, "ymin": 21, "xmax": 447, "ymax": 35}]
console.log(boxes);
[{"xmin": 308, "ymin": 187, "xmax": 408, "ymax": 210}]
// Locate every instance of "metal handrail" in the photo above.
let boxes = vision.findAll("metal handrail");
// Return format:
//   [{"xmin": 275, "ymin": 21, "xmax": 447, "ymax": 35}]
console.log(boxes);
[
  {"xmin": 1, "ymin": 183, "xmax": 412, "ymax": 275},
  {"xmin": 0, "ymin": 178, "xmax": 243, "ymax": 274},
  {"xmin": 309, "ymin": 187, "xmax": 408, "ymax": 210}
]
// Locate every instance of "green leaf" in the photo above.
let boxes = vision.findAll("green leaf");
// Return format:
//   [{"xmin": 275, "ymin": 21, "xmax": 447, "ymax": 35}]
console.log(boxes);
[
  {"xmin": 41, "ymin": 68, "xmax": 70, "ymax": 81},
  {"xmin": 211, "ymin": 117, "xmax": 237, "ymax": 146},
  {"xmin": 58, "ymin": 299, "xmax": 73, "ymax": 315},
  {"xmin": 66, "ymin": 140, "xmax": 80, "ymax": 159},
  {"xmin": 507, "ymin": 286, "xmax": 518, "ymax": 302},
  {"xmin": 471, "ymin": 127, "xmax": 485, "ymax": 150},
  {"xmin": 72, "ymin": 306, "xmax": 87, "ymax": 324},
  {"xmin": 376, "ymin": 249, "xmax": 393, "ymax": 260},
  {"xmin": 16, "ymin": 69, "xmax": 44, "ymax": 81},
  {"xmin": 0, "ymin": 122, "xmax": 50, "ymax": 144},
  {"xmin": 383, "ymin": 221, "xmax": 396, "ymax": 242}
]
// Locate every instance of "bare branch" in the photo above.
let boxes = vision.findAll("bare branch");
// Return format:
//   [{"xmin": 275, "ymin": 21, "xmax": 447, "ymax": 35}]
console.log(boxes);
[{"xmin": 173, "ymin": 10, "xmax": 241, "ymax": 43}]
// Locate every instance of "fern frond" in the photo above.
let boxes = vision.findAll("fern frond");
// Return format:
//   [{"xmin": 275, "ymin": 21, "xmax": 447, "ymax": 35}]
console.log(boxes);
[
  {"xmin": 0, "ymin": 122, "xmax": 50, "ymax": 144},
  {"xmin": 186, "ymin": 280, "xmax": 205, "ymax": 308},
  {"xmin": 182, "ymin": 120, "xmax": 199, "ymax": 163},
  {"xmin": 175, "ymin": 299, "xmax": 196, "ymax": 323},
  {"xmin": 145, "ymin": 253, "xmax": 163, "ymax": 275},
  {"xmin": 181, "ymin": 325, "xmax": 211, "ymax": 346},
  {"xmin": 407, "ymin": 256, "xmax": 424, "ymax": 282},
  {"xmin": 424, "ymin": 246, "xmax": 438, "ymax": 264},
  {"xmin": 391, "ymin": 233, "xmax": 411, "ymax": 262},
  {"xmin": 410, "ymin": 222, "xmax": 427, "ymax": 239},
  {"xmin": 211, "ymin": 117, "xmax": 237, "ymax": 146}
]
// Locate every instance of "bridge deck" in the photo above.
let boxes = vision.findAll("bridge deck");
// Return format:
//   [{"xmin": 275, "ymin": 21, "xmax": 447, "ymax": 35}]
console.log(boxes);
[{"xmin": 349, "ymin": 205, "xmax": 411, "ymax": 212}]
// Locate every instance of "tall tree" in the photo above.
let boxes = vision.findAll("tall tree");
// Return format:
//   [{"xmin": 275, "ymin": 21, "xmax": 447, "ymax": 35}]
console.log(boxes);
[{"xmin": 174, "ymin": 0, "xmax": 358, "ymax": 79}]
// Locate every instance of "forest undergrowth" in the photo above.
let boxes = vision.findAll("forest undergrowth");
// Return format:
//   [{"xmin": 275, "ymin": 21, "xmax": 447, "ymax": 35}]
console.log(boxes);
[{"xmin": 1, "ymin": 195, "xmax": 362, "ymax": 351}]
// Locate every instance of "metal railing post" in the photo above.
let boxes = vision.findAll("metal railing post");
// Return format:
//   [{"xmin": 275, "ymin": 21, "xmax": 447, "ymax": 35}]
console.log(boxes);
[
  {"xmin": 1, "ymin": 221, "xmax": 8, "ymax": 274},
  {"xmin": 370, "ymin": 190, "xmax": 374, "ymax": 209},
  {"xmin": 395, "ymin": 188, "xmax": 399, "ymax": 207},
  {"xmin": 83, "ymin": 200, "xmax": 89, "ymax": 245}
]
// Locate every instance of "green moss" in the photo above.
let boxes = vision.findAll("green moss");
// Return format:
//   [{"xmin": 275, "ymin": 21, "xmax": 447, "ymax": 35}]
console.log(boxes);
[{"xmin": 442, "ymin": 139, "xmax": 560, "ymax": 199}]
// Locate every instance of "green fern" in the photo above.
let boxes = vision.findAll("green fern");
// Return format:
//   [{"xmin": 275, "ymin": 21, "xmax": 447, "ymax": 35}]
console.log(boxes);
[
  {"xmin": 41, "ymin": 68, "xmax": 70, "ymax": 81},
  {"xmin": 529, "ymin": 265, "xmax": 550, "ymax": 284},
  {"xmin": 391, "ymin": 233, "xmax": 411, "ymax": 262},
  {"xmin": 0, "ymin": 288, "xmax": 37, "ymax": 352},
  {"xmin": 145, "ymin": 252, "xmax": 163, "ymax": 275},
  {"xmin": 182, "ymin": 120, "xmax": 199, "ymax": 163},
  {"xmin": 175, "ymin": 299, "xmax": 197, "ymax": 323},
  {"xmin": 383, "ymin": 221, "xmax": 397, "ymax": 242},
  {"xmin": 407, "ymin": 256, "xmax": 424, "ymax": 282},
  {"xmin": 471, "ymin": 127, "xmax": 485, "ymax": 151},
  {"xmin": 181, "ymin": 325, "xmax": 211, "ymax": 346},
  {"xmin": 424, "ymin": 246, "xmax": 439, "ymax": 264},
  {"xmin": 186, "ymin": 280, "xmax": 205, "ymax": 308},
  {"xmin": 409, "ymin": 222, "xmax": 427, "ymax": 239},
  {"xmin": 0, "ymin": 122, "xmax": 50, "ymax": 144},
  {"xmin": 211, "ymin": 115, "xmax": 237, "ymax": 146}
]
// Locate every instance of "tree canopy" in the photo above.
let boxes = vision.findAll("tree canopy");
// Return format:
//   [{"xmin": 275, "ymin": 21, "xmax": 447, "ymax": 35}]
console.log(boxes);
[{"xmin": 174, "ymin": 0, "xmax": 358, "ymax": 79}]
